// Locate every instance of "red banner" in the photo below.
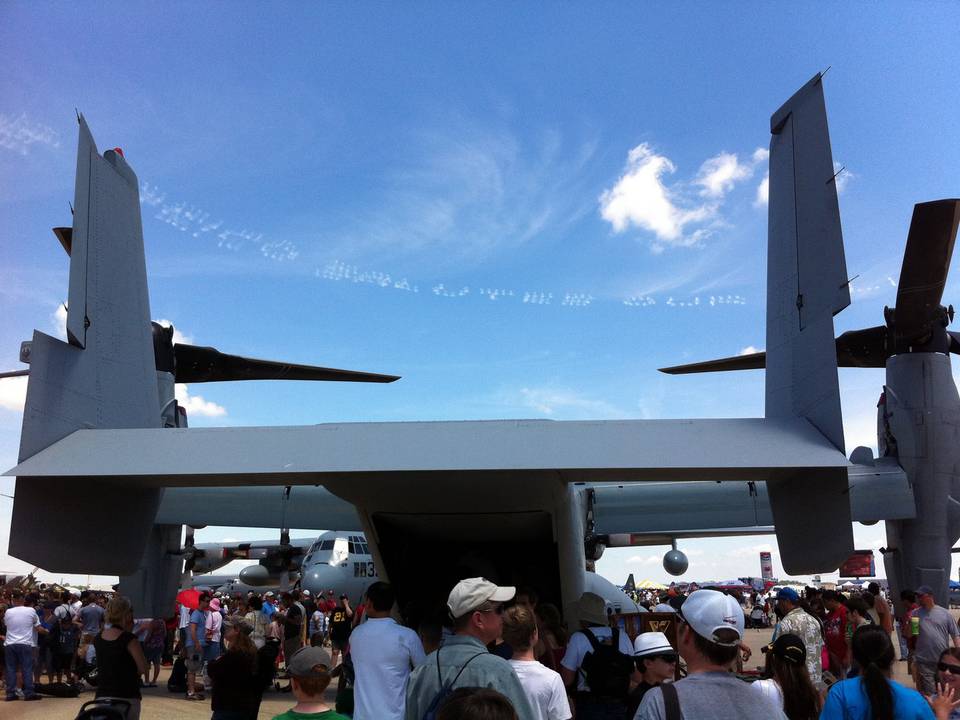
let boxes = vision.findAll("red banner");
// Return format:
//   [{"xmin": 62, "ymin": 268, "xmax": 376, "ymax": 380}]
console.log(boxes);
[{"xmin": 838, "ymin": 550, "xmax": 875, "ymax": 578}]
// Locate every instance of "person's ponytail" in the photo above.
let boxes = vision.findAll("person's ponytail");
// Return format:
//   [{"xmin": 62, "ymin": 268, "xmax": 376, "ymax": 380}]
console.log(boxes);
[{"xmin": 851, "ymin": 625, "xmax": 895, "ymax": 720}]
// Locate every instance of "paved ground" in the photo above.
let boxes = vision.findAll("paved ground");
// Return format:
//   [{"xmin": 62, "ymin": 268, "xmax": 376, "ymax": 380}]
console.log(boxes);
[{"xmin": 5, "ymin": 628, "xmax": 918, "ymax": 718}]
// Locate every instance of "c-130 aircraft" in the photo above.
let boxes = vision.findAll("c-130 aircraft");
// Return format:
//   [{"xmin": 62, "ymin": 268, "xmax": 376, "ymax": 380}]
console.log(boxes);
[{"xmin": 6, "ymin": 73, "xmax": 935, "ymax": 619}]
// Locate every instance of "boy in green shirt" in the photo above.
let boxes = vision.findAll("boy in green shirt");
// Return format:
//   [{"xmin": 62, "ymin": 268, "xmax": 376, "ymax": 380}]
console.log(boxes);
[{"xmin": 271, "ymin": 646, "xmax": 350, "ymax": 720}]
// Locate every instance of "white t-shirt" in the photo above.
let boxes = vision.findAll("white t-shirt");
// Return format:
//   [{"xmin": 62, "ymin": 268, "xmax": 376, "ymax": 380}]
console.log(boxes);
[
  {"xmin": 509, "ymin": 659, "xmax": 572, "ymax": 720},
  {"xmin": 178, "ymin": 604, "xmax": 191, "ymax": 630},
  {"xmin": 4, "ymin": 606, "xmax": 40, "ymax": 647},
  {"xmin": 206, "ymin": 611, "xmax": 222, "ymax": 642},
  {"xmin": 560, "ymin": 626, "xmax": 634, "ymax": 692},
  {"xmin": 349, "ymin": 616, "xmax": 427, "ymax": 720},
  {"xmin": 751, "ymin": 677, "xmax": 783, "ymax": 707}
]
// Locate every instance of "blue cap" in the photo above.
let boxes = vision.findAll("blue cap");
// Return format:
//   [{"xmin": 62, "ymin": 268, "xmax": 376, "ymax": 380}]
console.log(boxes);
[
  {"xmin": 777, "ymin": 587, "xmax": 800, "ymax": 602},
  {"xmin": 916, "ymin": 585, "xmax": 935, "ymax": 596}
]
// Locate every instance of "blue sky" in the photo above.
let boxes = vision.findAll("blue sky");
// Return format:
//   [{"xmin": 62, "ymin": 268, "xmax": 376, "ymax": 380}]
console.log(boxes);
[{"xmin": 2, "ymin": 3, "xmax": 960, "ymax": 586}]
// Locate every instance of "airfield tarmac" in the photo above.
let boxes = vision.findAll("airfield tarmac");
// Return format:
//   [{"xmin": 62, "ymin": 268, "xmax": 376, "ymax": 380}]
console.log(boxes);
[{"xmin": 7, "ymin": 627, "xmax": 919, "ymax": 719}]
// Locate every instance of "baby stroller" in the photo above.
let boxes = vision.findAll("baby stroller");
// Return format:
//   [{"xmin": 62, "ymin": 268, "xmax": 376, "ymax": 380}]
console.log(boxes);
[{"xmin": 73, "ymin": 697, "xmax": 132, "ymax": 720}]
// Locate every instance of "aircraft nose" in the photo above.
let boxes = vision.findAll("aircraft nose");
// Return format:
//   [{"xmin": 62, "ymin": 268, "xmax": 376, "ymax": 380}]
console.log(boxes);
[{"xmin": 301, "ymin": 563, "xmax": 342, "ymax": 597}]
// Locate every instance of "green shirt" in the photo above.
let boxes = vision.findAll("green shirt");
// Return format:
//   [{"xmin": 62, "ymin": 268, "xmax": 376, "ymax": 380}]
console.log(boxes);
[{"xmin": 271, "ymin": 710, "xmax": 351, "ymax": 720}]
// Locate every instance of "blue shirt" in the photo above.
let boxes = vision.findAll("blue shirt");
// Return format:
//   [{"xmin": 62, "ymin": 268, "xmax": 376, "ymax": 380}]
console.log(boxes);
[
  {"xmin": 820, "ymin": 677, "xmax": 934, "ymax": 720},
  {"xmin": 262, "ymin": 601, "xmax": 276, "ymax": 619},
  {"xmin": 186, "ymin": 609, "xmax": 208, "ymax": 649}
]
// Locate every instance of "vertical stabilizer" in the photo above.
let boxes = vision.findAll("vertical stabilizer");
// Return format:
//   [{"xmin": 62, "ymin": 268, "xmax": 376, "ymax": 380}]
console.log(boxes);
[
  {"xmin": 10, "ymin": 116, "xmax": 162, "ymax": 574},
  {"xmin": 765, "ymin": 74, "xmax": 854, "ymax": 573}
]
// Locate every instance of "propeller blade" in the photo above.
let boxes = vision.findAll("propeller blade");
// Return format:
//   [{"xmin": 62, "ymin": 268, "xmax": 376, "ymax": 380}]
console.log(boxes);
[
  {"xmin": 893, "ymin": 199, "xmax": 960, "ymax": 342},
  {"xmin": 835, "ymin": 325, "xmax": 889, "ymax": 368},
  {"xmin": 659, "ymin": 352, "xmax": 766, "ymax": 375},
  {"xmin": 0, "ymin": 369, "xmax": 29, "ymax": 379},
  {"xmin": 661, "ymin": 326, "xmax": 889, "ymax": 375},
  {"xmin": 172, "ymin": 343, "xmax": 400, "ymax": 384},
  {"xmin": 949, "ymin": 331, "xmax": 960, "ymax": 355}
]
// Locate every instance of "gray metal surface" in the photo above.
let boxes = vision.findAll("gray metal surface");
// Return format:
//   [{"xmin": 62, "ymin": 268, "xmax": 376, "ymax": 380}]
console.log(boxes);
[
  {"xmin": 591, "ymin": 461, "xmax": 913, "ymax": 536},
  {"xmin": 882, "ymin": 353, "xmax": 960, "ymax": 605},
  {"xmin": 764, "ymin": 73, "xmax": 853, "ymax": 573},
  {"xmin": 155, "ymin": 485, "xmax": 359, "ymax": 530},
  {"xmin": 8, "ymin": 417, "xmax": 849, "ymax": 484},
  {"xmin": 10, "ymin": 117, "xmax": 162, "ymax": 575}
]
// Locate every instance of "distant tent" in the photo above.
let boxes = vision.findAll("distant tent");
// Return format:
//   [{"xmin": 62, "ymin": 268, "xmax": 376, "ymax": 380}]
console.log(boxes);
[{"xmin": 636, "ymin": 579, "xmax": 668, "ymax": 590}]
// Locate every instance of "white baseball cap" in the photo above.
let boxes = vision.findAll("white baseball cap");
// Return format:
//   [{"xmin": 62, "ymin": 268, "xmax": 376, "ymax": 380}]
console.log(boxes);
[
  {"xmin": 447, "ymin": 578, "xmax": 515, "ymax": 618},
  {"xmin": 302, "ymin": 590, "xmax": 311, "ymax": 597},
  {"xmin": 680, "ymin": 589, "xmax": 744, "ymax": 646},
  {"xmin": 633, "ymin": 631, "xmax": 676, "ymax": 657}
]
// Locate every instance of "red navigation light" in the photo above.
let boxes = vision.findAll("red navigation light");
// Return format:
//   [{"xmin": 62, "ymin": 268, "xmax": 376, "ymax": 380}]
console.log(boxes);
[{"xmin": 113, "ymin": 147, "xmax": 124, "ymax": 157}]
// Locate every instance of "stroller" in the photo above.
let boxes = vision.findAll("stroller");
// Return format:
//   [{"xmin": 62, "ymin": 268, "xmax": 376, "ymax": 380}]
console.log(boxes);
[{"xmin": 73, "ymin": 697, "xmax": 132, "ymax": 720}]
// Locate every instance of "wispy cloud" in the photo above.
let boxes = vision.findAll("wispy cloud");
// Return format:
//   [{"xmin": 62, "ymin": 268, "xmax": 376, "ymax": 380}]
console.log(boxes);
[
  {"xmin": 155, "ymin": 319, "xmax": 194, "ymax": 345},
  {"xmin": 739, "ymin": 345, "xmax": 763, "ymax": 355},
  {"xmin": 515, "ymin": 386, "xmax": 627, "ymax": 419},
  {"xmin": 0, "ymin": 113, "xmax": 61, "ymax": 155},
  {"xmin": 694, "ymin": 152, "xmax": 754, "ymax": 198}
]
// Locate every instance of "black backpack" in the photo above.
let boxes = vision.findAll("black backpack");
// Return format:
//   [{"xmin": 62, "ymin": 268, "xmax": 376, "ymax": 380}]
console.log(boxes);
[
  {"xmin": 580, "ymin": 627, "xmax": 634, "ymax": 700},
  {"xmin": 422, "ymin": 649, "xmax": 486, "ymax": 720}
]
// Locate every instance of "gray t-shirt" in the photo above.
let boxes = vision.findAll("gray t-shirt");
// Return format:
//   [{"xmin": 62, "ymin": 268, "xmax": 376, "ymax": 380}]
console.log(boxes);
[
  {"xmin": 635, "ymin": 672, "xmax": 787, "ymax": 720},
  {"xmin": 79, "ymin": 604, "xmax": 105, "ymax": 634},
  {"xmin": 915, "ymin": 605, "xmax": 959, "ymax": 664}
]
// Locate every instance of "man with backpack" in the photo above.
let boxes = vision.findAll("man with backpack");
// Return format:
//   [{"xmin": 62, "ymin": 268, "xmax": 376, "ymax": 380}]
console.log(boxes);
[
  {"xmin": 559, "ymin": 591, "xmax": 635, "ymax": 719},
  {"xmin": 636, "ymin": 590, "xmax": 787, "ymax": 720},
  {"xmin": 405, "ymin": 577, "xmax": 535, "ymax": 720}
]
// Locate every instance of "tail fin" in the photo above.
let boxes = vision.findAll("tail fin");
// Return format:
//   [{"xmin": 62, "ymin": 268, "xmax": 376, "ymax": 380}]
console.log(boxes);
[
  {"xmin": 10, "ymin": 115, "xmax": 162, "ymax": 574},
  {"xmin": 765, "ymin": 73, "xmax": 853, "ymax": 573}
]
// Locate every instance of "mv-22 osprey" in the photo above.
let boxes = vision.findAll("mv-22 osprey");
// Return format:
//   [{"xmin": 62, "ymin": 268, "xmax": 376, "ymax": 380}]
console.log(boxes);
[{"xmin": 5, "ymin": 73, "xmax": 932, "ymax": 618}]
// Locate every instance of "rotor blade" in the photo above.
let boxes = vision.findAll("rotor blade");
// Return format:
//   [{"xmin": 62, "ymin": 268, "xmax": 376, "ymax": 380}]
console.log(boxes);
[
  {"xmin": 950, "ymin": 331, "xmax": 960, "ymax": 355},
  {"xmin": 0, "ymin": 369, "xmax": 29, "ymax": 379},
  {"xmin": 894, "ymin": 199, "xmax": 960, "ymax": 342},
  {"xmin": 173, "ymin": 343, "xmax": 400, "ymax": 384},
  {"xmin": 659, "ymin": 352, "xmax": 766, "ymax": 375},
  {"xmin": 835, "ymin": 325, "xmax": 888, "ymax": 368}
]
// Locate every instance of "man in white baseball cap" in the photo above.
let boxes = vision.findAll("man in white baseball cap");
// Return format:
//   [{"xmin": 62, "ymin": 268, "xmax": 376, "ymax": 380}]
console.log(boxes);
[
  {"xmin": 405, "ymin": 578, "xmax": 535, "ymax": 720},
  {"xmin": 636, "ymin": 590, "xmax": 786, "ymax": 720}
]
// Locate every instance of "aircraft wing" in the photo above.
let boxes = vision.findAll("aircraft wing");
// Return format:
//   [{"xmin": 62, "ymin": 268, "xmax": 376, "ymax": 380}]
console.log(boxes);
[
  {"xmin": 156, "ymin": 486, "xmax": 359, "ymax": 530},
  {"xmin": 589, "ymin": 458, "xmax": 913, "ymax": 536},
  {"xmin": 9, "ymin": 417, "xmax": 849, "ymax": 485}
]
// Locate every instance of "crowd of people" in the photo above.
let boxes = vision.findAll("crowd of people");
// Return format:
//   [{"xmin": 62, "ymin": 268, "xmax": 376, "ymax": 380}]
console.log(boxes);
[{"xmin": 3, "ymin": 579, "xmax": 960, "ymax": 719}]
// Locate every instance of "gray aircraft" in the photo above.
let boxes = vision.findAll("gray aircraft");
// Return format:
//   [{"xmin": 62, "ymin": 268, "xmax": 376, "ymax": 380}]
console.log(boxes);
[
  {"xmin": 662, "ymin": 193, "xmax": 960, "ymax": 605},
  {"xmin": 4, "ymin": 73, "xmax": 910, "ymax": 618}
]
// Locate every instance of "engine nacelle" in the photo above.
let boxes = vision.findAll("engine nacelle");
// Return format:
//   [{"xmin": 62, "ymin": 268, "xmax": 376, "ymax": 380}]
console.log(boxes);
[{"xmin": 238, "ymin": 565, "xmax": 272, "ymax": 586}]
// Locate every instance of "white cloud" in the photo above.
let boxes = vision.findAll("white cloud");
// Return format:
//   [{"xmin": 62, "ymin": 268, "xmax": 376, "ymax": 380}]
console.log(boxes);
[
  {"xmin": 0, "ymin": 376, "xmax": 28, "ymax": 412},
  {"xmin": 517, "ymin": 387, "xmax": 625, "ymax": 419},
  {"xmin": 0, "ymin": 113, "xmax": 61, "ymax": 155},
  {"xmin": 175, "ymin": 384, "xmax": 226, "ymax": 418},
  {"xmin": 155, "ymin": 319, "xmax": 194, "ymax": 345},
  {"xmin": 834, "ymin": 162, "xmax": 853, "ymax": 195},
  {"xmin": 599, "ymin": 143, "xmax": 716, "ymax": 249},
  {"xmin": 752, "ymin": 148, "xmax": 770, "ymax": 164},
  {"xmin": 52, "ymin": 304, "xmax": 67, "ymax": 340},
  {"xmin": 739, "ymin": 345, "xmax": 763, "ymax": 355},
  {"xmin": 694, "ymin": 152, "xmax": 753, "ymax": 198},
  {"xmin": 755, "ymin": 174, "xmax": 769, "ymax": 207}
]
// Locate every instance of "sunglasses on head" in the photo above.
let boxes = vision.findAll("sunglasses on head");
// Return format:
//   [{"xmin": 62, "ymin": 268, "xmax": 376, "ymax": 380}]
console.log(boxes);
[
  {"xmin": 478, "ymin": 603, "xmax": 504, "ymax": 615},
  {"xmin": 939, "ymin": 662, "xmax": 960, "ymax": 675}
]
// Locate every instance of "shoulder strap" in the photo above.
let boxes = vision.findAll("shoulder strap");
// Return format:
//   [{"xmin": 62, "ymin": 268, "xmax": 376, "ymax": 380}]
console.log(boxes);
[
  {"xmin": 583, "ymin": 628, "xmax": 602, "ymax": 652},
  {"xmin": 661, "ymin": 682, "xmax": 681, "ymax": 720},
  {"xmin": 449, "ymin": 652, "xmax": 487, "ymax": 688}
]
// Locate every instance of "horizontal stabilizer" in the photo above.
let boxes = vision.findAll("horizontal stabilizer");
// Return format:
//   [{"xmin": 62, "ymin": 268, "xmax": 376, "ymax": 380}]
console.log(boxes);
[{"xmin": 172, "ymin": 343, "xmax": 400, "ymax": 384}]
